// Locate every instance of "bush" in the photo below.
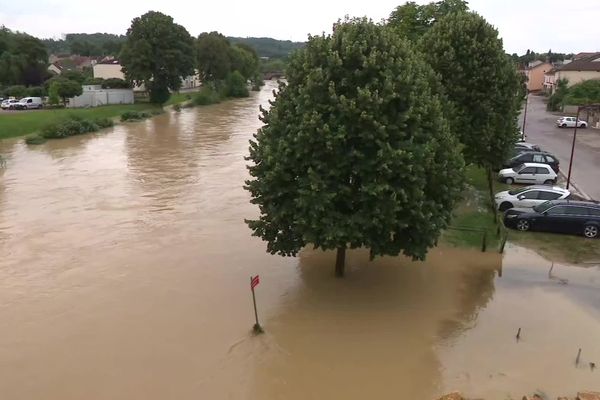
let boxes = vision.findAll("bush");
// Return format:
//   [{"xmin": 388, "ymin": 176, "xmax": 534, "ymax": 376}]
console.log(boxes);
[
  {"xmin": 94, "ymin": 118, "xmax": 115, "ymax": 129},
  {"xmin": 173, "ymin": 103, "xmax": 181, "ymax": 112},
  {"xmin": 149, "ymin": 109, "xmax": 163, "ymax": 116},
  {"xmin": 40, "ymin": 117, "xmax": 98, "ymax": 139},
  {"xmin": 6, "ymin": 85, "xmax": 27, "ymax": 98},
  {"xmin": 25, "ymin": 135, "xmax": 47, "ymax": 145},
  {"xmin": 225, "ymin": 71, "xmax": 249, "ymax": 98},
  {"xmin": 102, "ymin": 78, "xmax": 130, "ymax": 89},
  {"xmin": 120, "ymin": 110, "xmax": 157, "ymax": 121},
  {"xmin": 26, "ymin": 86, "xmax": 46, "ymax": 97},
  {"xmin": 193, "ymin": 86, "xmax": 221, "ymax": 105},
  {"xmin": 83, "ymin": 77, "xmax": 105, "ymax": 85}
]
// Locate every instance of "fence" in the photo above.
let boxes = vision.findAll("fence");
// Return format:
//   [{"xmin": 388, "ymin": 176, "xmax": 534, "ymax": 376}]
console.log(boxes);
[{"xmin": 446, "ymin": 223, "xmax": 509, "ymax": 254}]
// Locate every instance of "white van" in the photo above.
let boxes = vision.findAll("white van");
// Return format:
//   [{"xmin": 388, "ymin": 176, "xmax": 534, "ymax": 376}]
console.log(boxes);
[{"xmin": 14, "ymin": 97, "xmax": 43, "ymax": 110}]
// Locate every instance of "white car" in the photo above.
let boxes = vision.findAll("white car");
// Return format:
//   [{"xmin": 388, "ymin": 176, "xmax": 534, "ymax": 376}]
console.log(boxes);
[
  {"xmin": 495, "ymin": 185, "xmax": 570, "ymax": 211},
  {"xmin": 498, "ymin": 162, "xmax": 557, "ymax": 185},
  {"xmin": 556, "ymin": 116, "xmax": 587, "ymax": 128},
  {"xmin": 1, "ymin": 99, "xmax": 19, "ymax": 110}
]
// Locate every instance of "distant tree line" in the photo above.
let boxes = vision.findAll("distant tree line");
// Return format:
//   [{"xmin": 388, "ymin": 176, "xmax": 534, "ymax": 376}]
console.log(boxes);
[
  {"xmin": 227, "ymin": 37, "xmax": 304, "ymax": 59},
  {"xmin": 510, "ymin": 49, "xmax": 574, "ymax": 65},
  {"xmin": 42, "ymin": 33, "xmax": 125, "ymax": 57}
]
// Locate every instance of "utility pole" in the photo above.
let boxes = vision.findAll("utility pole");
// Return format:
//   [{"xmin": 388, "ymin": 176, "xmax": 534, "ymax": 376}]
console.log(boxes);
[
  {"xmin": 566, "ymin": 106, "xmax": 583, "ymax": 190},
  {"xmin": 521, "ymin": 92, "xmax": 529, "ymax": 140}
]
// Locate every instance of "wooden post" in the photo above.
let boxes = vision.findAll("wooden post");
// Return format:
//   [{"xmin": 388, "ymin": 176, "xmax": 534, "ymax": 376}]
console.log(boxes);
[
  {"xmin": 481, "ymin": 231, "xmax": 487, "ymax": 252},
  {"xmin": 251, "ymin": 276, "xmax": 263, "ymax": 334}
]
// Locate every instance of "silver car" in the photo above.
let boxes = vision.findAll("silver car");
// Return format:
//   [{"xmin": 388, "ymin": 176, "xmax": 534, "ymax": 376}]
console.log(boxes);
[
  {"xmin": 495, "ymin": 185, "xmax": 570, "ymax": 211},
  {"xmin": 556, "ymin": 116, "xmax": 587, "ymax": 128}
]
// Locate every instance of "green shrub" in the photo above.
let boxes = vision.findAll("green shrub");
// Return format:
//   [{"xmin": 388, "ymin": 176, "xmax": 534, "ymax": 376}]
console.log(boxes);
[
  {"xmin": 181, "ymin": 101, "xmax": 194, "ymax": 109},
  {"xmin": 6, "ymin": 85, "xmax": 27, "ymax": 98},
  {"xmin": 101, "ymin": 78, "xmax": 130, "ymax": 89},
  {"xmin": 25, "ymin": 135, "xmax": 47, "ymax": 145},
  {"xmin": 225, "ymin": 71, "xmax": 249, "ymax": 98},
  {"xmin": 173, "ymin": 103, "xmax": 182, "ymax": 112},
  {"xmin": 94, "ymin": 118, "xmax": 115, "ymax": 129},
  {"xmin": 26, "ymin": 86, "xmax": 45, "ymax": 97},
  {"xmin": 120, "ymin": 110, "xmax": 158, "ymax": 121},
  {"xmin": 40, "ymin": 117, "xmax": 98, "ymax": 139},
  {"xmin": 193, "ymin": 86, "xmax": 221, "ymax": 105}
]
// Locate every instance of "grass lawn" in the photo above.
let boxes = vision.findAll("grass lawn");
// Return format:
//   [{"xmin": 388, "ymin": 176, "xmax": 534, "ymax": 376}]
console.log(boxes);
[
  {"xmin": 440, "ymin": 165, "xmax": 506, "ymax": 251},
  {"xmin": 165, "ymin": 92, "xmax": 192, "ymax": 106},
  {"xmin": 0, "ymin": 104, "xmax": 161, "ymax": 140}
]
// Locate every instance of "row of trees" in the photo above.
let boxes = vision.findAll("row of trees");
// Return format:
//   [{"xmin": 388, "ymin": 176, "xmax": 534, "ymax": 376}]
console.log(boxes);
[
  {"xmin": 119, "ymin": 12, "xmax": 261, "ymax": 104},
  {"xmin": 42, "ymin": 33, "xmax": 125, "ymax": 57},
  {"xmin": 245, "ymin": 0, "xmax": 522, "ymax": 276},
  {"xmin": 511, "ymin": 49, "xmax": 573, "ymax": 65},
  {"xmin": 0, "ymin": 26, "xmax": 48, "ymax": 86},
  {"xmin": 548, "ymin": 78, "xmax": 600, "ymax": 111}
]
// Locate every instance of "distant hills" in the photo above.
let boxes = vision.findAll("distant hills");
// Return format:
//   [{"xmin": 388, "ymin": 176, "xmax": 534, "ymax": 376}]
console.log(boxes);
[
  {"xmin": 42, "ymin": 32, "xmax": 304, "ymax": 59},
  {"xmin": 227, "ymin": 37, "xmax": 304, "ymax": 59}
]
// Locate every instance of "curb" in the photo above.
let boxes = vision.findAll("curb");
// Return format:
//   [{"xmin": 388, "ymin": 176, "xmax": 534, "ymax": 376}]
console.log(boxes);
[{"xmin": 558, "ymin": 171, "xmax": 593, "ymax": 200}]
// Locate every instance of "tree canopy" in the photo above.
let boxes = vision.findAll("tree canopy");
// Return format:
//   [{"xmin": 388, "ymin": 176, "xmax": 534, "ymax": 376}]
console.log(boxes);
[
  {"xmin": 120, "ymin": 11, "xmax": 195, "ymax": 104},
  {"xmin": 388, "ymin": 0, "xmax": 468, "ymax": 41},
  {"xmin": 0, "ymin": 27, "xmax": 48, "ymax": 86},
  {"xmin": 245, "ymin": 18, "xmax": 464, "ymax": 277},
  {"xmin": 419, "ymin": 12, "xmax": 521, "ymax": 211},
  {"xmin": 49, "ymin": 77, "xmax": 83, "ymax": 105}
]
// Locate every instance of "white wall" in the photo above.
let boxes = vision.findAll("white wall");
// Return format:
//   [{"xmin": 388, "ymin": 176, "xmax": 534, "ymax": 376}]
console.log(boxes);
[
  {"xmin": 93, "ymin": 64, "xmax": 125, "ymax": 80},
  {"xmin": 68, "ymin": 88, "xmax": 134, "ymax": 108},
  {"xmin": 556, "ymin": 70, "xmax": 600, "ymax": 87}
]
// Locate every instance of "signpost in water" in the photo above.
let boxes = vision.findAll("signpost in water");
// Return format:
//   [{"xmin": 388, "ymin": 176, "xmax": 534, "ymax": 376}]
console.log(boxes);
[{"xmin": 250, "ymin": 275, "xmax": 263, "ymax": 334}]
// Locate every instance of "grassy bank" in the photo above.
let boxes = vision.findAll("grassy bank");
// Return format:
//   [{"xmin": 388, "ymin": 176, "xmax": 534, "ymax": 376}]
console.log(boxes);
[
  {"xmin": 0, "ymin": 104, "xmax": 162, "ymax": 140},
  {"xmin": 441, "ymin": 166, "xmax": 505, "ymax": 250},
  {"xmin": 443, "ymin": 166, "xmax": 600, "ymax": 263}
]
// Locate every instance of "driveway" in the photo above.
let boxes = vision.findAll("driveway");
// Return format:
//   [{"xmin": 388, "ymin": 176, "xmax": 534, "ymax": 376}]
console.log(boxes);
[{"xmin": 520, "ymin": 94, "xmax": 600, "ymax": 199}]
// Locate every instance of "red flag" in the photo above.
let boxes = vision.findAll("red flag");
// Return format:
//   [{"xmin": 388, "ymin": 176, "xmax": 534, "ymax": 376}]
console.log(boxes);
[{"xmin": 251, "ymin": 275, "xmax": 260, "ymax": 289}]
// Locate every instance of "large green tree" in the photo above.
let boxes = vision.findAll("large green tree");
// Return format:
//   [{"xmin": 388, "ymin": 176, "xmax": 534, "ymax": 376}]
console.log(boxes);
[
  {"xmin": 0, "ymin": 27, "xmax": 48, "ymax": 86},
  {"xmin": 120, "ymin": 11, "xmax": 195, "ymax": 104},
  {"xmin": 196, "ymin": 32, "xmax": 232, "ymax": 82},
  {"xmin": 388, "ymin": 0, "xmax": 468, "ymax": 41},
  {"xmin": 419, "ymin": 12, "xmax": 521, "ymax": 212},
  {"xmin": 245, "ymin": 18, "xmax": 464, "ymax": 277},
  {"xmin": 49, "ymin": 77, "xmax": 83, "ymax": 105}
]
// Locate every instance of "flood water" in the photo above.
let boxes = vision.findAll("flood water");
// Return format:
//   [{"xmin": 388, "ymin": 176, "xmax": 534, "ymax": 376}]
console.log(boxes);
[{"xmin": 1, "ymin": 81, "xmax": 599, "ymax": 399}]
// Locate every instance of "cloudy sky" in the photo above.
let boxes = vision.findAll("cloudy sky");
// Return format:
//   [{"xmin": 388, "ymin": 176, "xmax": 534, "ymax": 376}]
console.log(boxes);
[{"xmin": 1, "ymin": 0, "xmax": 598, "ymax": 55}]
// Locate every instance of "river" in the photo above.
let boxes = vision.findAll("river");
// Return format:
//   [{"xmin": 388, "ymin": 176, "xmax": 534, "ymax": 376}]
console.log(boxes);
[{"xmin": 1, "ymin": 81, "xmax": 599, "ymax": 399}]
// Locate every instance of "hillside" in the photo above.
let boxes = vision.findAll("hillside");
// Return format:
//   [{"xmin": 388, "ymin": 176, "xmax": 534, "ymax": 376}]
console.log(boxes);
[{"xmin": 227, "ymin": 37, "xmax": 304, "ymax": 59}]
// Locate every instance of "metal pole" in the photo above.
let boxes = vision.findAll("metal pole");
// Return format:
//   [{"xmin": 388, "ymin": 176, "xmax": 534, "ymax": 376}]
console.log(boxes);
[
  {"xmin": 521, "ymin": 93, "xmax": 529, "ymax": 140},
  {"xmin": 250, "ymin": 277, "xmax": 263, "ymax": 333},
  {"xmin": 566, "ymin": 106, "xmax": 581, "ymax": 189}
]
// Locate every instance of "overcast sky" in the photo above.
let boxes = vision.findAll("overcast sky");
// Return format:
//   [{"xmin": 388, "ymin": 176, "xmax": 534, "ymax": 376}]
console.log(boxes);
[{"xmin": 1, "ymin": 0, "xmax": 598, "ymax": 55}]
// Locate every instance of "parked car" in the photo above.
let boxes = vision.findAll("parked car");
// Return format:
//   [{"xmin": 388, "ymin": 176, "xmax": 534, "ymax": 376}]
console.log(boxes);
[
  {"xmin": 1, "ymin": 99, "xmax": 19, "ymax": 110},
  {"xmin": 13, "ymin": 97, "xmax": 43, "ymax": 110},
  {"xmin": 504, "ymin": 200, "xmax": 600, "ymax": 238},
  {"xmin": 556, "ymin": 116, "xmax": 587, "ymax": 128},
  {"xmin": 514, "ymin": 142, "xmax": 541, "ymax": 152},
  {"xmin": 495, "ymin": 185, "xmax": 570, "ymax": 211},
  {"xmin": 503, "ymin": 151, "xmax": 559, "ymax": 173},
  {"xmin": 498, "ymin": 163, "xmax": 557, "ymax": 185}
]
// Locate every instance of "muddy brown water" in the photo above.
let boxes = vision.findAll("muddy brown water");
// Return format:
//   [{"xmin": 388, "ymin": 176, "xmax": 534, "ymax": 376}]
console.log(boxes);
[{"xmin": 1, "ymin": 81, "xmax": 599, "ymax": 399}]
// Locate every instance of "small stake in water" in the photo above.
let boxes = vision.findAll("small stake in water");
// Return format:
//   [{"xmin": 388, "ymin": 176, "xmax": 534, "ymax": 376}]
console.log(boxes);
[
  {"xmin": 516, "ymin": 328, "xmax": 521, "ymax": 341},
  {"xmin": 576, "ymin": 348, "xmax": 582, "ymax": 366},
  {"xmin": 250, "ymin": 275, "xmax": 264, "ymax": 334},
  {"xmin": 590, "ymin": 362, "xmax": 596, "ymax": 371}
]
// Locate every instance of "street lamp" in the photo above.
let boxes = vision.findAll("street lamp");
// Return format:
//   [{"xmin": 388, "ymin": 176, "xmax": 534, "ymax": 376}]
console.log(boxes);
[
  {"xmin": 521, "ymin": 92, "xmax": 529, "ymax": 140},
  {"xmin": 566, "ymin": 104, "xmax": 591, "ymax": 190}
]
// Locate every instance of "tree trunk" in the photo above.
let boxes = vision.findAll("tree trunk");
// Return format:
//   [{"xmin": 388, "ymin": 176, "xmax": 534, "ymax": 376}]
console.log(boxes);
[
  {"xmin": 486, "ymin": 167, "xmax": 497, "ymax": 223},
  {"xmin": 335, "ymin": 247, "xmax": 346, "ymax": 278}
]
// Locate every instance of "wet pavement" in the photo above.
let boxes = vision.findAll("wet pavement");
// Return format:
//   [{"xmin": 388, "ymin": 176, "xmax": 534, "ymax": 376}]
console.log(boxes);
[{"xmin": 520, "ymin": 94, "xmax": 600, "ymax": 199}]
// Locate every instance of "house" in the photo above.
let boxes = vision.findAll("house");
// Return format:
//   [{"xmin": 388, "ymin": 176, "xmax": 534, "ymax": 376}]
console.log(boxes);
[
  {"xmin": 67, "ymin": 84, "xmax": 134, "ymax": 108},
  {"xmin": 553, "ymin": 52, "xmax": 600, "ymax": 90},
  {"xmin": 523, "ymin": 60, "xmax": 553, "ymax": 92},
  {"xmin": 93, "ymin": 60, "xmax": 201, "ymax": 91},
  {"xmin": 47, "ymin": 55, "xmax": 98, "ymax": 75}
]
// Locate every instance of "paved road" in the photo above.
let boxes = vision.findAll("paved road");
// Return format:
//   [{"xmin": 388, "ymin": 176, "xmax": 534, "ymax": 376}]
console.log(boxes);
[{"xmin": 520, "ymin": 94, "xmax": 600, "ymax": 199}]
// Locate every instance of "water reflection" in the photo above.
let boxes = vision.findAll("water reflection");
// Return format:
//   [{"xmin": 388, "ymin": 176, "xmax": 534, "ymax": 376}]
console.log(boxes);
[{"xmin": 251, "ymin": 247, "xmax": 501, "ymax": 400}]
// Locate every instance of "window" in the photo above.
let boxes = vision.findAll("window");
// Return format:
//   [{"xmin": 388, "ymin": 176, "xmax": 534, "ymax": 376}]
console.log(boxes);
[
  {"xmin": 564, "ymin": 206, "xmax": 591, "ymax": 216},
  {"xmin": 520, "ymin": 167, "xmax": 536, "ymax": 174},
  {"xmin": 538, "ymin": 191, "xmax": 561, "ymax": 201},
  {"xmin": 519, "ymin": 154, "xmax": 533, "ymax": 162},
  {"xmin": 520, "ymin": 191, "xmax": 540, "ymax": 199},
  {"xmin": 533, "ymin": 154, "xmax": 545, "ymax": 163},
  {"xmin": 508, "ymin": 187, "xmax": 530, "ymax": 195},
  {"xmin": 536, "ymin": 167, "xmax": 549, "ymax": 174},
  {"xmin": 546, "ymin": 206, "xmax": 568, "ymax": 215},
  {"xmin": 27, "ymin": 99, "xmax": 32, "ymax": 103},
  {"xmin": 546, "ymin": 156, "xmax": 555, "ymax": 163}
]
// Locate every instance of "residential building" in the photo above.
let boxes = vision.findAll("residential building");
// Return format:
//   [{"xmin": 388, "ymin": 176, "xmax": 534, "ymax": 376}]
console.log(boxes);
[
  {"xmin": 67, "ymin": 84, "xmax": 134, "ymax": 108},
  {"xmin": 47, "ymin": 55, "xmax": 98, "ymax": 75},
  {"xmin": 523, "ymin": 60, "xmax": 553, "ymax": 92},
  {"xmin": 553, "ymin": 52, "xmax": 600, "ymax": 89}
]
